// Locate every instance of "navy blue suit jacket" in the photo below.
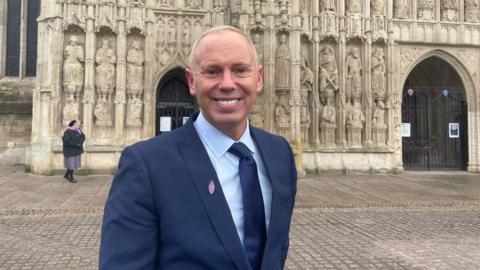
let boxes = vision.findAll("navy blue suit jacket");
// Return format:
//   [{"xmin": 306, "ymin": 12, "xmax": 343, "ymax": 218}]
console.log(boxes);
[{"xmin": 99, "ymin": 113, "xmax": 297, "ymax": 270}]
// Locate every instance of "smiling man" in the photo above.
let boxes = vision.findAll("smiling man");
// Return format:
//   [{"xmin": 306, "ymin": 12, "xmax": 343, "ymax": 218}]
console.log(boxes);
[{"xmin": 100, "ymin": 26, "xmax": 297, "ymax": 270}]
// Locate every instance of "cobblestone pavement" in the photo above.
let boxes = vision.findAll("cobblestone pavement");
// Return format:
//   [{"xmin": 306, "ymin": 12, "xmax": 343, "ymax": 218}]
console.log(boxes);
[{"xmin": 0, "ymin": 166, "xmax": 479, "ymax": 269}]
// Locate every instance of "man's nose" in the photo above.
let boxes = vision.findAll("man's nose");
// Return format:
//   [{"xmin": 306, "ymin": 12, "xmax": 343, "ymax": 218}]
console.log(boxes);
[{"xmin": 219, "ymin": 70, "xmax": 236, "ymax": 90}]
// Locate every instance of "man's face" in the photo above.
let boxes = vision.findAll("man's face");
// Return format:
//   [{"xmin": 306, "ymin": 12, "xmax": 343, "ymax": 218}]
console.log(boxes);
[{"xmin": 186, "ymin": 30, "xmax": 263, "ymax": 139}]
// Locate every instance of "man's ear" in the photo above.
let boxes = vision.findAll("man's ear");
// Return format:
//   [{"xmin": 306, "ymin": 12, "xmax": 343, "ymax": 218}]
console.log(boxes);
[
  {"xmin": 256, "ymin": 65, "xmax": 263, "ymax": 93},
  {"xmin": 185, "ymin": 68, "xmax": 196, "ymax": 96}
]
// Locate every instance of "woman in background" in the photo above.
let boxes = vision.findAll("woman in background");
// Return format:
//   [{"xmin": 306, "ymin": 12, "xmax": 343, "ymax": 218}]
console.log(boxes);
[{"xmin": 62, "ymin": 120, "xmax": 85, "ymax": 183}]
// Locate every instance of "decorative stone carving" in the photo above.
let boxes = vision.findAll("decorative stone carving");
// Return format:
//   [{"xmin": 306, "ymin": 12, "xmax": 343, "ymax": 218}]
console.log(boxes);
[
  {"xmin": 95, "ymin": 39, "xmax": 116, "ymax": 97},
  {"xmin": 321, "ymin": 0, "xmax": 336, "ymax": 12},
  {"xmin": 94, "ymin": 96, "xmax": 113, "ymax": 126},
  {"xmin": 465, "ymin": 0, "xmax": 480, "ymax": 23},
  {"xmin": 372, "ymin": 99, "xmax": 387, "ymax": 146},
  {"xmin": 346, "ymin": 48, "xmax": 362, "ymax": 101},
  {"xmin": 126, "ymin": 41, "xmax": 144, "ymax": 98},
  {"xmin": 346, "ymin": 0, "xmax": 361, "ymax": 14},
  {"xmin": 275, "ymin": 34, "xmax": 290, "ymax": 90},
  {"xmin": 274, "ymin": 94, "xmax": 290, "ymax": 129},
  {"xmin": 63, "ymin": 0, "xmax": 86, "ymax": 29},
  {"xmin": 394, "ymin": 0, "xmax": 409, "ymax": 19},
  {"xmin": 158, "ymin": 0, "xmax": 173, "ymax": 7},
  {"xmin": 182, "ymin": 21, "xmax": 192, "ymax": 54},
  {"xmin": 300, "ymin": 56, "xmax": 314, "ymax": 143},
  {"xmin": 320, "ymin": 93, "xmax": 336, "ymax": 147},
  {"xmin": 346, "ymin": 13, "xmax": 364, "ymax": 39},
  {"xmin": 371, "ymin": 48, "xmax": 386, "ymax": 100},
  {"xmin": 127, "ymin": 0, "xmax": 146, "ymax": 34},
  {"xmin": 319, "ymin": 47, "xmax": 338, "ymax": 102},
  {"xmin": 126, "ymin": 97, "xmax": 143, "ymax": 127},
  {"xmin": 372, "ymin": 15, "xmax": 387, "ymax": 41},
  {"xmin": 63, "ymin": 35, "xmax": 85, "ymax": 96},
  {"xmin": 252, "ymin": 33, "xmax": 263, "ymax": 65},
  {"xmin": 320, "ymin": 11, "xmax": 337, "ymax": 37},
  {"xmin": 63, "ymin": 94, "xmax": 80, "ymax": 125},
  {"xmin": 371, "ymin": 0, "xmax": 384, "ymax": 16},
  {"xmin": 346, "ymin": 99, "xmax": 365, "ymax": 147},
  {"xmin": 418, "ymin": 0, "xmax": 434, "ymax": 20},
  {"xmin": 186, "ymin": 0, "xmax": 202, "ymax": 9},
  {"xmin": 250, "ymin": 95, "xmax": 264, "ymax": 128},
  {"xmin": 442, "ymin": 0, "xmax": 458, "ymax": 22},
  {"xmin": 97, "ymin": 0, "xmax": 116, "ymax": 31}
]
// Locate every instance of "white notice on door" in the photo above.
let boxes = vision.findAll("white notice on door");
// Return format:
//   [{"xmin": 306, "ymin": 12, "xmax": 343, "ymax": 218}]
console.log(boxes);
[
  {"xmin": 160, "ymin": 116, "xmax": 172, "ymax": 132},
  {"xmin": 401, "ymin": 123, "xmax": 411, "ymax": 137}
]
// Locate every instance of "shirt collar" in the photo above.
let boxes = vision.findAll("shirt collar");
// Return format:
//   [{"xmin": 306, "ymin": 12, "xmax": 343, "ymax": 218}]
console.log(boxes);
[{"xmin": 194, "ymin": 112, "xmax": 256, "ymax": 158}]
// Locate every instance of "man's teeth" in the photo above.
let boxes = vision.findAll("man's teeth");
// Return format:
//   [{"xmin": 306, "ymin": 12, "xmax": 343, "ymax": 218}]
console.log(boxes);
[{"xmin": 217, "ymin": 99, "xmax": 239, "ymax": 105}]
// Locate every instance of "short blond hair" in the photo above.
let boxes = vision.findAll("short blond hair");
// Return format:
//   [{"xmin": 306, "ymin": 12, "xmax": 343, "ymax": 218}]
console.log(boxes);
[{"xmin": 189, "ymin": 25, "xmax": 259, "ymax": 71}]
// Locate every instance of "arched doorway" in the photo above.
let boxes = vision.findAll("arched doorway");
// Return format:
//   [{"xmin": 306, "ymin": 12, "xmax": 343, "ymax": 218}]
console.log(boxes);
[
  {"xmin": 402, "ymin": 57, "xmax": 468, "ymax": 170},
  {"xmin": 155, "ymin": 68, "xmax": 197, "ymax": 135}
]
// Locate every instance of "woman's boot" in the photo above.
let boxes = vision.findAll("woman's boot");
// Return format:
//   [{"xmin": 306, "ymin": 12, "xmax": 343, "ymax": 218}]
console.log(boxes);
[
  {"xmin": 64, "ymin": 169, "xmax": 69, "ymax": 179},
  {"xmin": 68, "ymin": 170, "xmax": 77, "ymax": 183}
]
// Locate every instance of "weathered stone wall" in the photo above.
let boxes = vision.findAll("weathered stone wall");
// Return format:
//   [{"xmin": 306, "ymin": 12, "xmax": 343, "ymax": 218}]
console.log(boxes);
[{"xmin": 0, "ymin": 78, "xmax": 34, "ymax": 165}]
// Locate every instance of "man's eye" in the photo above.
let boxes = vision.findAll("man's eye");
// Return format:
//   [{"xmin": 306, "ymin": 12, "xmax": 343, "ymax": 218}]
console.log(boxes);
[
  {"xmin": 233, "ymin": 67, "xmax": 251, "ymax": 77},
  {"xmin": 202, "ymin": 69, "xmax": 221, "ymax": 77}
]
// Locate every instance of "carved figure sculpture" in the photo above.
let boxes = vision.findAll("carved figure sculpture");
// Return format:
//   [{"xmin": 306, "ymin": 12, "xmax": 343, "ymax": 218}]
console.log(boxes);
[
  {"xmin": 320, "ymin": 93, "xmax": 337, "ymax": 147},
  {"xmin": 250, "ymin": 98, "xmax": 264, "ymax": 128},
  {"xmin": 63, "ymin": 94, "xmax": 80, "ymax": 125},
  {"xmin": 372, "ymin": 99, "xmax": 387, "ymax": 145},
  {"xmin": 321, "ymin": 0, "xmax": 336, "ymax": 11},
  {"xmin": 126, "ymin": 41, "xmax": 145, "ymax": 97},
  {"xmin": 346, "ymin": 100, "xmax": 365, "ymax": 147},
  {"xmin": 465, "ymin": 0, "xmax": 479, "ymax": 22},
  {"xmin": 319, "ymin": 47, "xmax": 338, "ymax": 101},
  {"xmin": 346, "ymin": 48, "xmax": 362, "ymax": 101},
  {"xmin": 63, "ymin": 35, "xmax": 85, "ymax": 95},
  {"xmin": 300, "ymin": 56, "xmax": 314, "ymax": 126},
  {"xmin": 418, "ymin": 0, "xmax": 434, "ymax": 20},
  {"xmin": 95, "ymin": 39, "xmax": 116, "ymax": 96},
  {"xmin": 442, "ymin": 0, "xmax": 458, "ymax": 21},
  {"xmin": 346, "ymin": 0, "xmax": 361, "ymax": 14},
  {"xmin": 94, "ymin": 97, "xmax": 113, "ymax": 126},
  {"xmin": 394, "ymin": 0, "xmax": 408, "ymax": 19},
  {"xmin": 275, "ymin": 94, "xmax": 290, "ymax": 128},
  {"xmin": 126, "ymin": 97, "xmax": 143, "ymax": 127},
  {"xmin": 371, "ymin": 48, "xmax": 386, "ymax": 99},
  {"xmin": 371, "ymin": 0, "xmax": 384, "ymax": 16},
  {"xmin": 275, "ymin": 34, "xmax": 290, "ymax": 90}
]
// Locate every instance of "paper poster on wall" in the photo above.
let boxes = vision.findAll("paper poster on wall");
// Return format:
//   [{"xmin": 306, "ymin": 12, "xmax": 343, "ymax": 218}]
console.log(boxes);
[
  {"xmin": 449, "ymin": 123, "xmax": 460, "ymax": 138},
  {"xmin": 183, "ymin": 117, "xmax": 189, "ymax": 125},
  {"xmin": 401, "ymin": 123, "xmax": 411, "ymax": 137},
  {"xmin": 159, "ymin": 116, "xmax": 172, "ymax": 132}
]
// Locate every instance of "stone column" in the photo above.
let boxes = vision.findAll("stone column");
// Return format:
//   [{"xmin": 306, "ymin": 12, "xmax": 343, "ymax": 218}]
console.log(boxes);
[
  {"xmin": 337, "ymin": 0, "xmax": 347, "ymax": 147},
  {"xmin": 364, "ymin": 33, "xmax": 373, "ymax": 147},
  {"xmin": 265, "ymin": 1, "xmax": 276, "ymax": 133},
  {"xmin": 0, "ymin": 0, "xmax": 6, "ymax": 77},
  {"xmin": 115, "ymin": 5, "xmax": 127, "ymax": 140},
  {"xmin": 386, "ymin": 27, "xmax": 395, "ymax": 149},
  {"xmin": 82, "ymin": 4, "xmax": 96, "ymax": 137},
  {"xmin": 19, "ymin": 0, "xmax": 28, "ymax": 78},
  {"xmin": 143, "ymin": 0, "xmax": 156, "ymax": 137},
  {"xmin": 311, "ymin": 0, "xmax": 321, "ymax": 147},
  {"xmin": 290, "ymin": 2, "xmax": 302, "ymax": 143}
]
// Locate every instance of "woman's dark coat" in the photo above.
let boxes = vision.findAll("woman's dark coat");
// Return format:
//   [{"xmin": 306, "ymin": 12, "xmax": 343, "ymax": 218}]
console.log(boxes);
[{"xmin": 62, "ymin": 129, "xmax": 85, "ymax": 157}]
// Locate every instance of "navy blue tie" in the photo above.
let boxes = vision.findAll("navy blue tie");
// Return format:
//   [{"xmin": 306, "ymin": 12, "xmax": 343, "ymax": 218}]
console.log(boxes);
[{"xmin": 228, "ymin": 142, "xmax": 266, "ymax": 270}]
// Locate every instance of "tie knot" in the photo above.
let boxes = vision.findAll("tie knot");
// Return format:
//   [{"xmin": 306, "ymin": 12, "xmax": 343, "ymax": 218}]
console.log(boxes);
[{"xmin": 228, "ymin": 142, "xmax": 252, "ymax": 160}]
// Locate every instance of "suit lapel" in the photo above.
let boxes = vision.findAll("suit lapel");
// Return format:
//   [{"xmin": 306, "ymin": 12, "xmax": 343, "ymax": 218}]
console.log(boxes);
[
  {"xmin": 251, "ymin": 127, "xmax": 291, "ymax": 269},
  {"xmin": 177, "ymin": 116, "xmax": 251, "ymax": 270}
]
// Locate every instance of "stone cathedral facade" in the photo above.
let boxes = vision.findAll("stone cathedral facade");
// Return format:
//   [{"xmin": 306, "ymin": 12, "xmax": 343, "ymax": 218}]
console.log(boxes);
[{"xmin": 11, "ymin": 0, "xmax": 480, "ymax": 174}]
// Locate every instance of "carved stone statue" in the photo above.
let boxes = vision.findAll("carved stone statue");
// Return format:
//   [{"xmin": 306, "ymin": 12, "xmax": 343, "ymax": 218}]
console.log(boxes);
[
  {"xmin": 394, "ymin": 0, "xmax": 408, "ymax": 19},
  {"xmin": 321, "ymin": 0, "xmax": 336, "ymax": 12},
  {"xmin": 346, "ymin": 0, "xmax": 361, "ymax": 14},
  {"xmin": 63, "ymin": 94, "xmax": 80, "ymax": 125},
  {"xmin": 63, "ymin": 35, "xmax": 84, "ymax": 95},
  {"xmin": 127, "ymin": 41, "xmax": 144, "ymax": 97},
  {"xmin": 465, "ymin": 0, "xmax": 479, "ymax": 22},
  {"xmin": 442, "ymin": 0, "xmax": 458, "ymax": 21},
  {"xmin": 371, "ymin": 0, "xmax": 384, "ymax": 16},
  {"xmin": 346, "ymin": 48, "xmax": 362, "ymax": 101},
  {"xmin": 275, "ymin": 34, "xmax": 290, "ymax": 90},
  {"xmin": 250, "ymin": 98, "xmax": 264, "ymax": 128},
  {"xmin": 418, "ymin": 0, "xmax": 434, "ymax": 20},
  {"xmin": 126, "ymin": 97, "xmax": 143, "ymax": 127},
  {"xmin": 371, "ymin": 48, "xmax": 386, "ymax": 99},
  {"xmin": 300, "ymin": 56, "xmax": 313, "ymax": 127},
  {"xmin": 320, "ymin": 93, "xmax": 336, "ymax": 147},
  {"xmin": 372, "ymin": 99, "xmax": 387, "ymax": 146},
  {"xmin": 346, "ymin": 100, "xmax": 365, "ymax": 147},
  {"xmin": 95, "ymin": 39, "xmax": 116, "ymax": 97},
  {"xmin": 319, "ymin": 47, "xmax": 338, "ymax": 100},
  {"xmin": 275, "ymin": 94, "xmax": 290, "ymax": 128},
  {"xmin": 94, "ymin": 96, "xmax": 113, "ymax": 126}
]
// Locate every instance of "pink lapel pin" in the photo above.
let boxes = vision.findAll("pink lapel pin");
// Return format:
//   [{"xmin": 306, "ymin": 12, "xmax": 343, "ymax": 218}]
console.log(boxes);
[{"xmin": 208, "ymin": 180, "xmax": 215, "ymax": 195}]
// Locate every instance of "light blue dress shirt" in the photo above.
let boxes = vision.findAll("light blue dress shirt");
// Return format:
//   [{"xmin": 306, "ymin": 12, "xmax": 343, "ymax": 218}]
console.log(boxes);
[{"xmin": 194, "ymin": 112, "xmax": 272, "ymax": 245}]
